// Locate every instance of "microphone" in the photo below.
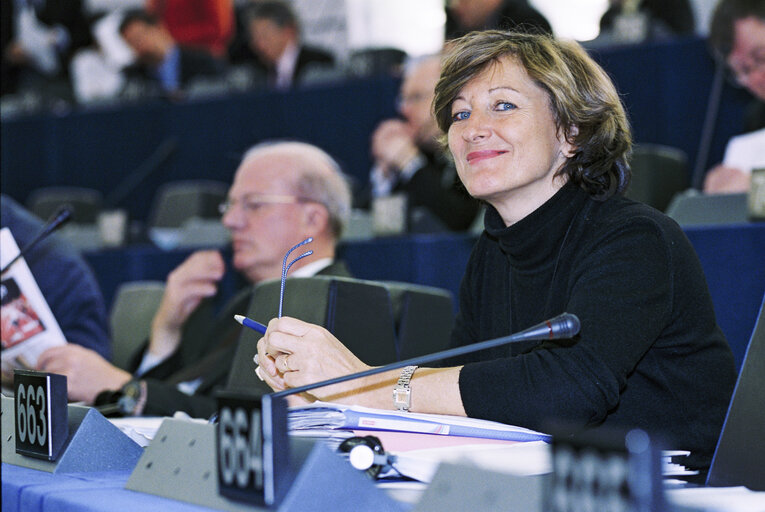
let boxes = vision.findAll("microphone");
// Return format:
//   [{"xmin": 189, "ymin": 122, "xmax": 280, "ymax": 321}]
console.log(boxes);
[
  {"xmin": 1, "ymin": 207, "xmax": 72, "ymax": 275},
  {"xmin": 273, "ymin": 312, "xmax": 581, "ymax": 399}
]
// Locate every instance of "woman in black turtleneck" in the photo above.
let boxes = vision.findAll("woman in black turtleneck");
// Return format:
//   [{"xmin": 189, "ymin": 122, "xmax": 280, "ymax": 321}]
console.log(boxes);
[{"xmin": 256, "ymin": 30, "xmax": 737, "ymax": 471}]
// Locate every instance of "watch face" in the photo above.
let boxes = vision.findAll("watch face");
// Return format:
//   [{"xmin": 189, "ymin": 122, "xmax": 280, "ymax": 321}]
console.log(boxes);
[
  {"xmin": 123, "ymin": 381, "xmax": 141, "ymax": 399},
  {"xmin": 118, "ymin": 381, "xmax": 141, "ymax": 415}
]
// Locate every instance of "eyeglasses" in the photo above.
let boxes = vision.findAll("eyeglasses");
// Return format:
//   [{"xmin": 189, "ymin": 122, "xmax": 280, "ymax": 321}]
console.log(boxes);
[
  {"xmin": 218, "ymin": 194, "xmax": 312, "ymax": 216},
  {"xmin": 727, "ymin": 47, "xmax": 765, "ymax": 88},
  {"xmin": 396, "ymin": 92, "xmax": 431, "ymax": 109}
]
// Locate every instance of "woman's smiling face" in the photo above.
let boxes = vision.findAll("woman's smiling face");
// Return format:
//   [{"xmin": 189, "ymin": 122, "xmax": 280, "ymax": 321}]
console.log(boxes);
[{"xmin": 447, "ymin": 56, "xmax": 576, "ymax": 225}]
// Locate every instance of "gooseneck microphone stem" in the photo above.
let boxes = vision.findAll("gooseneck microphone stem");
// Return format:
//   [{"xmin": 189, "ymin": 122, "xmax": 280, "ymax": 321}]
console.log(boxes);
[
  {"xmin": 272, "ymin": 312, "xmax": 580, "ymax": 399},
  {"xmin": 1, "ymin": 207, "xmax": 72, "ymax": 275}
]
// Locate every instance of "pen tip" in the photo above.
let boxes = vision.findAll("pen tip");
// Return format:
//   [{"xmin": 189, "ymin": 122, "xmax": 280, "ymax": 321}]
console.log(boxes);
[{"xmin": 234, "ymin": 315, "xmax": 244, "ymax": 323}]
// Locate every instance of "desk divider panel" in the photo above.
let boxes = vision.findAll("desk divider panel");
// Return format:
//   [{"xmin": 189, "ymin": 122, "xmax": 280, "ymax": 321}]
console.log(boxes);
[
  {"xmin": 126, "ymin": 418, "xmax": 403, "ymax": 512},
  {"xmin": 413, "ymin": 464, "xmax": 547, "ymax": 512},
  {"xmin": 126, "ymin": 419, "xmax": 258, "ymax": 512},
  {"xmin": 1, "ymin": 397, "xmax": 142, "ymax": 473}
]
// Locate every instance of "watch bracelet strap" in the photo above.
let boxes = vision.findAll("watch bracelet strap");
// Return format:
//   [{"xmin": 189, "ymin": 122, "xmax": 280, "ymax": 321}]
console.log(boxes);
[
  {"xmin": 394, "ymin": 365, "xmax": 418, "ymax": 411},
  {"xmin": 132, "ymin": 380, "xmax": 148, "ymax": 416},
  {"xmin": 397, "ymin": 365, "xmax": 418, "ymax": 386}
]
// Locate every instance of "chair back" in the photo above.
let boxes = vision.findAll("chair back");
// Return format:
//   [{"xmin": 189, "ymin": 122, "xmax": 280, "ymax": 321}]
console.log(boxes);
[
  {"xmin": 26, "ymin": 186, "xmax": 103, "ymax": 224},
  {"xmin": 226, "ymin": 276, "xmax": 398, "ymax": 392},
  {"xmin": 666, "ymin": 190, "xmax": 749, "ymax": 226},
  {"xmin": 383, "ymin": 281, "xmax": 454, "ymax": 360},
  {"xmin": 109, "ymin": 280, "xmax": 165, "ymax": 370},
  {"xmin": 148, "ymin": 180, "xmax": 228, "ymax": 229},
  {"xmin": 625, "ymin": 144, "xmax": 688, "ymax": 212}
]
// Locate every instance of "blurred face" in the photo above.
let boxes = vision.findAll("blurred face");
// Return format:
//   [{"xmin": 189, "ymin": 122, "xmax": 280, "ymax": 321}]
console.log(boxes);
[
  {"xmin": 447, "ymin": 56, "xmax": 575, "ymax": 225},
  {"xmin": 249, "ymin": 18, "xmax": 293, "ymax": 65},
  {"xmin": 398, "ymin": 58, "xmax": 441, "ymax": 146},
  {"xmin": 121, "ymin": 20, "xmax": 168, "ymax": 64},
  {"xmin": 221, "ymin": 151, "xmax": 315, "ymax": 283},
  {"xmin": 449, "ymin": 0, "xmax": 502, "ymax": 29},
  {"xmin": 728, "ymin": 16, "xmax": 765, "ymax": 101}
]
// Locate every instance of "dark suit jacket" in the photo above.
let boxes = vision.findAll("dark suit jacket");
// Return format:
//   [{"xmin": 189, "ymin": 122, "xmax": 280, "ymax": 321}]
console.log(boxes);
[
  {"xmin": 445, "ymin": 0, "xmax": 552, "ymax": 39},
  {"xmin": 122, "ymin": 45, "xmax": 227, "ymax": 96},
  {"xmin": 246, "ymin": 45, "xmax": 335, "ymax": 87},
  {"xmin": 357, "ymin": 148, "xmax": 480, "ymax": 232},
  {"xmin": 135, "ymin": 260, "xmax": 352, "ymax": 418},
  {"xmin": 394, "ymin": 149, "xmax": 480, "ymax": 232}
]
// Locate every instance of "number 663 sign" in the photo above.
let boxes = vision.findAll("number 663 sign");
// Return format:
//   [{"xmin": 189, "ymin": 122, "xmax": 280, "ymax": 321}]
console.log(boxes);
[{"xmin": 13, "ymin": 370, "xmax": 68, "ymax": 461}]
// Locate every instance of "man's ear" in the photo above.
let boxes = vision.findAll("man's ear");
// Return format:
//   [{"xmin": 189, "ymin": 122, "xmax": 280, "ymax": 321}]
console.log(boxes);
[{"xmin": 303, "ymin": 203, "xmax": 330, "ymax": 235}]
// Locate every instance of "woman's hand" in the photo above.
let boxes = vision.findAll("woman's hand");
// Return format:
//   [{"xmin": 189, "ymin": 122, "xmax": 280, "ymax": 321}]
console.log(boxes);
[{"xmin": 256, "ymin": 316, "xmax": 372, "ymax": 403}]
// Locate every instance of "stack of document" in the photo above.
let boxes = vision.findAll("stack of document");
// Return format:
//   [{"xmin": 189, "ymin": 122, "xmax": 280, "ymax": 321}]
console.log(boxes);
[
  {"xmin": 288, "ymin": 402, "xmax": 551, "ymax": 442},
  {"xmin": 662, "ymin": 450, "xmax": 698, "ymax": 478}
]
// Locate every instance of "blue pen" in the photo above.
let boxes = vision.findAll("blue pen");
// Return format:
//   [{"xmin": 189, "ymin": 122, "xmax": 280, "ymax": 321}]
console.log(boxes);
[{"xmin": 234, "ymin": 314, "xmax": 267, "ymax": 334}]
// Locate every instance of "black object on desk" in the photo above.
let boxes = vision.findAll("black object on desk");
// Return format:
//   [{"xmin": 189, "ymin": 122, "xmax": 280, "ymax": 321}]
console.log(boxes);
[
  {"xmin": 11, "ymin": 370, "xmax": 68, "ymax": 461},
  {"xmin": 1, "ymin": 394, "xmax": 142, "ymax": 473},
  {"xmin": 706, "ymin": 294, "xmax": 765, "ymax": 491}
]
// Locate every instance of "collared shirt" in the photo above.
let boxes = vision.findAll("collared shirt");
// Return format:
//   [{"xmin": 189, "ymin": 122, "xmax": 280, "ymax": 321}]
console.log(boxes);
[
  {"xmin": 370, "ymin": 152, "xmax": 426, "ymax": 198},
  {"xmin": 274, "ymin": 40, "xmax": 299, "ymax": 89},
  {"xmin": 289, "ymin": 257, "xmax": 333, "ymax": 277},
  {"xmin": 155, "ymin": 45, "xmax": 181, "ymax": 92}
]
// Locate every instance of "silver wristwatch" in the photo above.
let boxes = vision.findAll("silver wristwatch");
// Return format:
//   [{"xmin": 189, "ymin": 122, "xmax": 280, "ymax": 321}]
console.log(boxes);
[{"xmin": 393, "ymin": 365, "xmax": 418, "ymax": 412}]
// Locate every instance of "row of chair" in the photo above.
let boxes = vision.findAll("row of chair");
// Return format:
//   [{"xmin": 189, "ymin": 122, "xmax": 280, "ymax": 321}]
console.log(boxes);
[
  {"xmin": 27, "ymin": 180, "xmax": 228, "ymax": 229},
  {"xmin": 108, "ymin": 276, "xmax": 456, "ymax": 381},
  {"xmin": 25, "ymin": 180, "xmax": 230, "ymax": 250}
]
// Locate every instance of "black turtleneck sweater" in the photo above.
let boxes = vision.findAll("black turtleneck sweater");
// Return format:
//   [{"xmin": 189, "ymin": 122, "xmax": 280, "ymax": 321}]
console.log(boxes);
[{"xmin": 452, "ymin": 182, "xmax": 736, "ymax": 467}]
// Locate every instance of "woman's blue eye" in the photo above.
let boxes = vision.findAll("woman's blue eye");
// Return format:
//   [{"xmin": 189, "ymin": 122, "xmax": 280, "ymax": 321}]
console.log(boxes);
[
  {"xmin": 451, "ymin": 111, "xmax": 470, "ymax": 122},
  {"xmin": 496, "ymin": 101, "xmax": 516, "ymax": 111}
]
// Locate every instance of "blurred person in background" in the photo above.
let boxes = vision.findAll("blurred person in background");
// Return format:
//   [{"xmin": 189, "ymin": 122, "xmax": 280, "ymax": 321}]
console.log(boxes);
[
  {"xmin": 598, "ymin": 0, "xmax": 695, "ymax": 44},
  {"xmin": 35, "ymin": 141, "xmax": 352, "ymax": 419},
  {"xmin": 118, "ymin": 8, "xmax": 227, "ymax": 96},
  {"xmin": 240, "ymin": 0, "xmax": 335, "ymax": 89},
  {"xmin": 703, "ymin": 0, "xmax": 765, "ymax": 194},
  {"xmin": 362, "ymin": 54, "xmax": 480, "ymax": 231},
  {"xmin": 1, "ymin": 0, "xmax": 92, "ymax": 100},
  {"xmin": 1, "ymin": 194, "xmax": 111, "ymax": 377},
  {"xmin": 445, "ymin": 0, "xmax": 552, "ymax": 39}
]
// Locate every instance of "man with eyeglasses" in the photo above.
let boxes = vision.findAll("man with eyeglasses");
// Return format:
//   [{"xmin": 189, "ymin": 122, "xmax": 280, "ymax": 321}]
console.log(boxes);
[
  {"xmin": 36, "ymin": 141, "xmax": 352, "ymax": 418},
  {"xmin": 362, "ymin": 54, "xmax": 480, "ymax": 232},
  {"xmin": 703, "ymin": 0, "xmax": 765, "ymax": 194}
]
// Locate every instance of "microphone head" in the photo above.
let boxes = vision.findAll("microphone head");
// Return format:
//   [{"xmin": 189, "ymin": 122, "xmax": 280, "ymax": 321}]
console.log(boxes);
[
  {"xmin": 549, "ymin": 313, "xmax": 580, "ymax": 339},
  {"xmin": 51, "ymin": 207, "xmax": 73, "ymax": 226}
]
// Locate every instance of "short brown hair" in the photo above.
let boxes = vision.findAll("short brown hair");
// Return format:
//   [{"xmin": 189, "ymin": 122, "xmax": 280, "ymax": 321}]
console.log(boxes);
[
  {"xmin": 433, "ymin": 30, "xmax": 632, "ymax": 199},
  {"xmin": 709, "ymin": 0, "xmax": 765, "ymax": 60}
]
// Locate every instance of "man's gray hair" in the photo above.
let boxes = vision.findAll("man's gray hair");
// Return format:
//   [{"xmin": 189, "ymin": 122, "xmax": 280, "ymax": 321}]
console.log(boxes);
[{"xmin": 240, "ymin": 141, "xmax": 351, "ymax": 238}]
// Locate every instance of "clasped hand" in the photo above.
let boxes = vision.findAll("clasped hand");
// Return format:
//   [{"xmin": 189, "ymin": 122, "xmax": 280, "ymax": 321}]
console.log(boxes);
[{"xmin": 256, "ymin": 317, "xmax": 370, "ymax": 404}]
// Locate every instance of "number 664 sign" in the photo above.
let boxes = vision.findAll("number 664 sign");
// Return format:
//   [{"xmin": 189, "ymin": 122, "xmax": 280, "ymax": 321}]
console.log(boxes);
[{"xmin": 13, "ymin": 370, "xmax": 68, "ymax": 461}]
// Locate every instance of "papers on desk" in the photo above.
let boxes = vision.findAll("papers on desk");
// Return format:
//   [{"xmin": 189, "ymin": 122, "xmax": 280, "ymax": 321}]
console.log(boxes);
[
  {"xmin": 288, "ymin": 402, "xmax": 552, "ymax": 485},
  {"xmin": 666, "ymin": 486, "xmax": 765, "ymax": 511},
  {"xmin": 109, "ymin": 412, "xmax": 207, "ymax": 447},
  {"xmin": 723, "ymin": 128, "xmax": 765, "ymax": 173},
  {"xmin": 288, "ymin": 402, "xmax": 551, "ymax": 442}
]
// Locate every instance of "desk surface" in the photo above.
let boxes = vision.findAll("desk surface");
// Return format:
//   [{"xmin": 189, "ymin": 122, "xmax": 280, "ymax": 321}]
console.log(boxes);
[{"xmin": 2, "ymin": 463, "xmax": 227, "ymax": 512}]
